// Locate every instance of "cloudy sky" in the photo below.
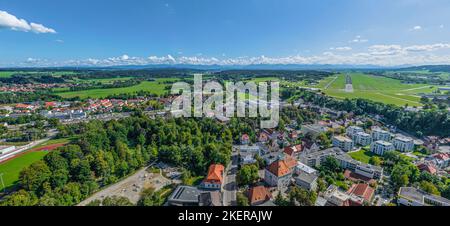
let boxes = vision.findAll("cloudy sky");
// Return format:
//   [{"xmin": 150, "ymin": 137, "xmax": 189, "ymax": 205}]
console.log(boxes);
[{"xmin": 1, "ymin": 0, "xmax": 450, "ymax": 67}]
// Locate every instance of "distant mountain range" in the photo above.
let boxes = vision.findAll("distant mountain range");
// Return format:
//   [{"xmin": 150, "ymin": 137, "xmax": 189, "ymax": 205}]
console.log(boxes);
[{"xmin": 3, "ymin": 64, "xmax": 450, "ymax": 72}]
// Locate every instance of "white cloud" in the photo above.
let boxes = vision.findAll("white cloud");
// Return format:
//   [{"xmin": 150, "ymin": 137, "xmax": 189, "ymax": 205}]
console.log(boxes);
[
  {"xmin": 368, "ymin": 45, "xmax": 404, "ymax": 56},
  {"xmin": 0, "ymin": 10, "xmax": 56, "ymax": 34},
  {"xmin": 330, "ymin": 46, "xmax": 352, "ymax": 51},
  {"xmin": 412, "ymin": 25, "xmax": 422, "ymax": 31},
  {"xmin": 404, "ymin": 43, "xmax": 450, "ymax": 52},
  {"xmin": 121, "ymin": 54, "xmax": 130, "ymax": 60},
  {"xmin": 349, "ymin": 35, "xmax": 368, "ymax": 43},
  {"xmin": 55, "ymin": 39, "xmax": 64, "ymax": 43},
  {"xmin": 9, "ymin": 42, "xmax": 450, "ymax": 68}
]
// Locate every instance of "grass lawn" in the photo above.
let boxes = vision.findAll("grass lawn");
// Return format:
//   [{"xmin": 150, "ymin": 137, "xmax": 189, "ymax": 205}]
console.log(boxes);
[
  {"xmin": 0, "ymin": 151, "xmax": 49, "ymax": 189},
  {"xmin": 318, "ymin": 73, "xmax": 438, "ymax": 107},
  {"xmin": 55, "ymin": 79, "xmax": 176, "ymax": 99},
  {"xmin": 348, "ymin": 149, "xmax": 376, "ymax": 164}
]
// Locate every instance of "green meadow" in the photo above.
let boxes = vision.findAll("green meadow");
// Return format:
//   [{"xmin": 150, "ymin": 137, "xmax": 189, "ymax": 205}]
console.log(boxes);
[
  {"xmin": 55, "ymin": 78, "xmax": 179, "ymax": 99},
  {"xmin": 0, "ymin": 151, "xmax": 49, "ymax": 189}
]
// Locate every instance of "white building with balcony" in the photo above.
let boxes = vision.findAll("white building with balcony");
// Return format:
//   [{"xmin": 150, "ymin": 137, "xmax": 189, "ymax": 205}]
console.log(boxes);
[{"xmin": 370, "ymin": 140, "xmax": 395, "ymax": 156}]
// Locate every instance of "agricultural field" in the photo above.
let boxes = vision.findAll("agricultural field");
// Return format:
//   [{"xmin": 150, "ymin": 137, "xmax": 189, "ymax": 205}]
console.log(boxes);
[
  {"xmin": 0, "ymin": 71, "xmax": 16, "ymax": 78},
  {"xmin": 318, "ymin": 73, "xmax": 438, "ymax": 107},
  {"xmin": 55, "ymin": 78, "xmax": 178, "ymax": 99},
  {"xmin": 0, "ymin": 151, "xmax": 49, "ymax": 189},
  {"xmin": 0, "ymin": 71, "xmax": 76, "ymax": 78},
  {"xmin": 70, "ymin": 77, "xmax": 134, "ymax": 84}
]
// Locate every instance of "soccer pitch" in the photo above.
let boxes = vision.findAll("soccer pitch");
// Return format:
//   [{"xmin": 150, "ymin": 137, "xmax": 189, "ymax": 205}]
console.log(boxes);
[{"xmin": 320, "ymin": 73, "xmax": 437, "ymax": 107}]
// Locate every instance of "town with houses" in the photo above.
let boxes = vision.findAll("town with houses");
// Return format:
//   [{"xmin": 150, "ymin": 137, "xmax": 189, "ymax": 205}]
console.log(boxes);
[
  {"xmin": 159, "ymin": 102, "xmax": 450, "ymax": 207},
  {"xmin": 1, "ymin": 82, "xmax": 450, "ymax": 207}
]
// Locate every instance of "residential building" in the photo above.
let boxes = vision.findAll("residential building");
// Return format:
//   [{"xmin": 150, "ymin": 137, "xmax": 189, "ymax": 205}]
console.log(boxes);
[
  {"xmin": 354, "ymin": 132, "xmax": 372, "ymax": 146},
  {"xmin": 398, "ymin": 187, "xmax": 450, "ymax": 206},
  {"xmin": 237, "ymin": 145, "xmax": 261, "ymax": 166},
  {"xmin": 294, "ymin": 172, "xmax": 318, "ymax": 191},
  {"xmin": 200, "ymin": 164, "xmax": 224, "ymax": 191},
  {"xmin": 323, "ymin": 185, "xmax": 364, "ymax": 206},
  {"xmin": 347, "ymin": 183, "xmax": 374, "ymax": 204},
  {"xmin": 417, "ymin": 162, "xmax": 437, "ymax": 175},
  {"xmin": 370, "ymin": 140, "xmax": 395, "ymax": 156},
  {"xmin": 264, "ymin": 156, "xmax": 296, "ymax": 192},
  {"xmin": 393, "ymin": 136, "xmax": 414, "ymax": 152},
  {"xmin": 300, "ymin": 148, "xmax": 383, "ymax": 180},
  {"xmin": 371, "ymin": 127, "xmax": 391, "ymax": 142},
  {"xmin": 332, "ymin": 136, "xmax": 354, "ymax": 152},
  {"xmin": 288, "ymin": 131, "xmax": 298, "ymax": 140},
  {"xmin": 346, "ymin": 126, "xmax": 364, "ymax": 139},
  {"xmin": 198, "ymin": 191, "xmax": 222, "ymax": 206},
  {"xmin": 248, "ymin": 186, "xmax": 272, "ymax": 206},
  {"xmin": 283, "ymin": 144, "xmax": 303, "ymax": 158},
  {"xmin": 259, "ymin": 132, "xmax": 269, "ymax": 143},
  {"xmin": 301, "ymin": 124, "xmax": 328, "ymax": 138},
  {"xmin": 241, "ymin": 134, "xmax": 250, "ymax": 145},
  {"xmin": 425, "ymin": 153, "xmax": 450, "ymax": 169},
  {"xmin": 295, "ymin": 162, "xmax": 317, "ymax": 175}
]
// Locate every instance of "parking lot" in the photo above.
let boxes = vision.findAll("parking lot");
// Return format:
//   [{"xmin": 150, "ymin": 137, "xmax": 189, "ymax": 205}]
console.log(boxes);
[{"xmin": 78, "ymin": 166, "xmax": 173, "ymax": 205}]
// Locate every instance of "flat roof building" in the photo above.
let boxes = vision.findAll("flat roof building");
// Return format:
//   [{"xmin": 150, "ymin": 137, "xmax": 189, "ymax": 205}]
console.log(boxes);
[{"xmin": 398, "ymin": 187, "xmax": 450, "ymax": 206}]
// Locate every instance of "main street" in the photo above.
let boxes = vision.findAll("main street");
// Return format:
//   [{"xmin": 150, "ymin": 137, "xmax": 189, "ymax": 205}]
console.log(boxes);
[{"xmin": 223, "ymin": 147, "xmax": 238, "ymax": 206}]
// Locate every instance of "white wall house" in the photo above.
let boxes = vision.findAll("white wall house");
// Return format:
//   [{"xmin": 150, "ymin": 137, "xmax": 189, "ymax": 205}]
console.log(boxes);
[
  {"xmin": 371, "ymin": 128, "xmax": 391, "ymax": 142},
  {"xmin": 332, "ymin": 136, "xmax": 354, "ymax": 152},
  {"xmin": 346, "ymin": 126, "xmax": 364, "ymax": 139},
  {"xmin": 370, "ymin": 140, "xmax": 395, "ymax": 156},
  {"xmin": 354, "ymin": 132, "xmax": 372, "ymax": 146},
  {"xmin": 392, "ymin": 136, "xmax": 414, "ymax": 152}
]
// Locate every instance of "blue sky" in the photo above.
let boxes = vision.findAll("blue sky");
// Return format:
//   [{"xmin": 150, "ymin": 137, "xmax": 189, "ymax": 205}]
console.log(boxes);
[{"xmin": 1, "ymin": 0, "xmax": 450, "ymax": 67}]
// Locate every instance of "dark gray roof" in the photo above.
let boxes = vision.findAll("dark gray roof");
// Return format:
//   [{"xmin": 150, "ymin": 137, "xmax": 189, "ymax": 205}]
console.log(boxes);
[
  {"xmin": 168, "ymin": 185, "xmax": 201, "ymax": 203},
  {"xmin": 199, "ymin": 191, "xmax": 222, "ymax": 206},
  {"xmin": 295, "ymin": 172, "xmax": 318, "ymax": 184},
  {"xmin": 399, "ymin": 187, "xmax": 450, "ymax": 205}
]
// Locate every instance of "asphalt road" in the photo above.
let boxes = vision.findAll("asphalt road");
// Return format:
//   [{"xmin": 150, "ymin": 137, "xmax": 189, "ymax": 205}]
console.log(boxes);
[{"xmin": 223, "ymin": 149, "xmax": 238, "ymax": 206}]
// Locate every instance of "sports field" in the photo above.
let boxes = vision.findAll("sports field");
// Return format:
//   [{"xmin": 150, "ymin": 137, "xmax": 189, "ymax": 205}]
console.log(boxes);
[
  {"xmin": 55, "ymin": 78, "xmax": 178, "ymax": 99},
  {"xmin": 0, "ymin": 151, "xmax": 49, "ymax": 189},
  {"xmin": 319, "ymin": 73, "xmax": 437, "ymax": 106}
]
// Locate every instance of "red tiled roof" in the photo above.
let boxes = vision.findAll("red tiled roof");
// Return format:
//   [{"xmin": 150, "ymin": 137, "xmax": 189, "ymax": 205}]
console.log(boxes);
[
  {"xmin": 435, "ymin": 153, "xmax": 449, "ymax": 161},
  {"xmin": 204, "ymin": 164, "xmax": 224, "ymax": 184},
  {"xmin": 284, "ymin": 144, "xmax": 303, "ymax": 156},
  {"xmin": 241, "ymin": 134, "xmax": 249, "ymax": 140},
  {"xmin": 267, "ymin": 160, "xmax": 291, "ymax": 177},
  {"xmin": 15, "ymin": 103, "xmax": 31, "ymax": 109},
  {"xmin": 417, "ymin": 163, "xmax": 437, "ymax": 175},
  {"xmin": 45, "ymin": 102, "xmax": 57, "ymax": 107},
  {"xmin": 259, "ymin": 133, "xmax": 269, "ymax": 140},
  {"xmin": 347, "ymin": 183, "xmax": 374, "ymax": 203},
  {"xmin": 248, "ymin": 186, "xmax": 271, "ymax": 205}
]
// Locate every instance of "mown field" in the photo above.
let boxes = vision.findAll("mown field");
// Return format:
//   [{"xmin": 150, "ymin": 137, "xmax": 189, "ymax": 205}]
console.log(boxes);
[
  {"xmin": 0, "ymin": 71, "xmax": 16, "ymax": 78},
  {"xmin": 0, "ymin": 151, "xmax": 49, "ymax": 189},
  {"xmin": 319, "ymin": 73, "xmax": 437, "ymax": 107},
  {"xmin": 55, "ymin": 78, "xmax": 179, "ymax": 99},
  {"xmin": 0, "ymin": 137, "xmax": 74, "ymax": 189}
]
